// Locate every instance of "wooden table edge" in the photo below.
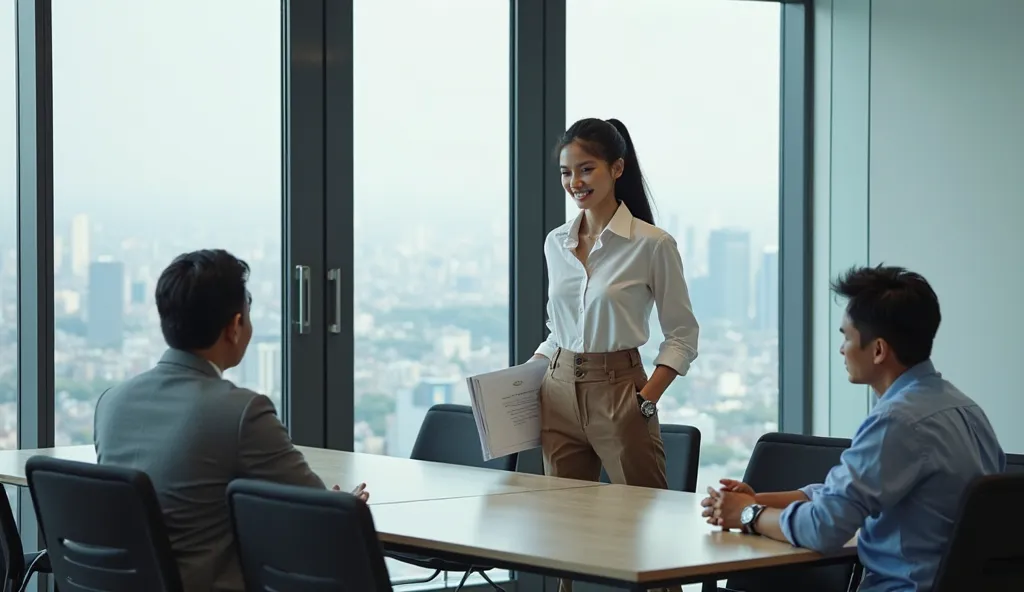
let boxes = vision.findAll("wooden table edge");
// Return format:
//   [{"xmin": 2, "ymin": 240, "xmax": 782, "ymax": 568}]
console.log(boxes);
[{"xmin": 377, "ymin": 529, "xmax": 858, "ymax": 586}]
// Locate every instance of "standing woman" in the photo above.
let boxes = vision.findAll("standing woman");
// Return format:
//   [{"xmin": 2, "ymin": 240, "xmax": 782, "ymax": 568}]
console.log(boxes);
[{"xmin": 533, "ymin": 118, "xmax": 698, "ymax": 590}]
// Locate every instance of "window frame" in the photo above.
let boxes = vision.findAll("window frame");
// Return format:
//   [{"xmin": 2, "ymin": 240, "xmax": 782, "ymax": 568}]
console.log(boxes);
[{"xmin": 778, "ymin": 0, "xmax": 815, "ymax": 434}]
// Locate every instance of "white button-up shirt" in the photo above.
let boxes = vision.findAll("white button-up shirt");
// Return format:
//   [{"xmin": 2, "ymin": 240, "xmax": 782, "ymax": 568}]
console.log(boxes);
[{"xmin": 535, "ymin": 203, "xmax": 699, "ymax": 375}]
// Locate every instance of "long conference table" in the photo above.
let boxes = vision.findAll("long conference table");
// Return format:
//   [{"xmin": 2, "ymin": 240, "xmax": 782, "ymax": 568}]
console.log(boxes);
[{"xmin": 0, "ymin": 446, "xmax": 857, "ymax": 591}]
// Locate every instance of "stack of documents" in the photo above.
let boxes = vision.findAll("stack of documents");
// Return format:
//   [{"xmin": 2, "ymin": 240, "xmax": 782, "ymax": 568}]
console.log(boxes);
[{"xmin": 466, "ymin": 360, "xmax": 547, "ymax": 461}]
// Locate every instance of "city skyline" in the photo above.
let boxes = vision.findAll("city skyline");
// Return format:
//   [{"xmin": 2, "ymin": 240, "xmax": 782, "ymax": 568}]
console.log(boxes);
[{"xmin": 1, "ymin": 211, "xmax": 778, "ymax": 456}]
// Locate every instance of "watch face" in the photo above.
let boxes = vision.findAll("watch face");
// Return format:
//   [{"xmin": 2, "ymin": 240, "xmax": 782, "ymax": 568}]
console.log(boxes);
[{"xmin": 741, "ymin": 505, "xmax": 755, "ymax": 524}]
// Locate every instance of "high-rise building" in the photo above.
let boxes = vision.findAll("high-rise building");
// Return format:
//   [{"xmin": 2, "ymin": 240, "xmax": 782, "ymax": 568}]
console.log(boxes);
[
  {"xmin": 389, "ymin": 377, "xmax": 460, "ymax": 457},
  {"xmin": 53, "ymin": 235, "xmax": 64, "ymax": 276},
  {"xmin": 87, "ymin": 259, "xmax": 125, "ymax": 349},
  {"xmin": 707, "ymin": 228, "xmax": 751, "ymax": 327},
  {"xmin": 756, "ymin": 245, "xmax": 779, "ymax": 331},
  {"xmin": 130, "ymin": 280, "xmax": 147, "ymax": 306},
  {"xmin": 236, "ymin": 336, "xmax": 282, "ymax": 401},
  {"xmin": 684, "ymin": 226, "xmax": 698, "ymax": 274},
  {"xmin": 70, "ymin": 214, "xmax": 90, "ymax": 278}
]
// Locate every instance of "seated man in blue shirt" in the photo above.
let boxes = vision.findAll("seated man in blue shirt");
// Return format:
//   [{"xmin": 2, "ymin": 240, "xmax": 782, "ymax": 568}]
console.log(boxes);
[{"xmin": 702, "ymin": 264, "xmax": 1005, "ymax": 592}]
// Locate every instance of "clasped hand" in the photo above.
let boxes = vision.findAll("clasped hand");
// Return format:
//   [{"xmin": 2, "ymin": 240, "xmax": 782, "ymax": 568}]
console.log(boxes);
[{"xmin": 700, "ymin": 479, "xmax": 755, "ymax": 530}]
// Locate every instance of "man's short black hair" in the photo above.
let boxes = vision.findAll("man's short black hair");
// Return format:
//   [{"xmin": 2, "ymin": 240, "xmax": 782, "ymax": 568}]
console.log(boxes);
[
  {"xmin": 831, "ymin": 264, "xmax": 941, "ymax": 367},
  {"xmin": 155, "ymin": 249, "xmax": 250, "ymax": 351}
]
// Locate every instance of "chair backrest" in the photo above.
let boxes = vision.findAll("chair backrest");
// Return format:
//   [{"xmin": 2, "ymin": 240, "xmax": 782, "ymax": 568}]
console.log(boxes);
[
  {"xmin": 228, "ymin": 479, "xmax": 393, "ymax": 592},
  {"xmin": 599, "ymin": 423, "xmax": 701, "ymax": 492},
  {"xmin": 515, "ymin": 447, "xmax": 544, "ymax": 475},
  {"xmin": 0, "ymin": 488, "xmax": 27, "ymax": 589},
  {"xmin": 1004, "ymin": 453, "xmax": 1024, "ymax": 474},
  {"xmin": 933, "ymin": 473, "xmax": 1024, "ymax": 591},
  {"xmin": 410, "ymin": 404, "xmax": 516, "ymax": 471},
  {"xmin": 25, "ymin": 455, "xmax": 183, "ymax": 592},
  {"xmin": 741, "ymin": 432, "xmax": 851, "ymax": 491},
  {"xmin": 728, "ymin": 432, "xmax": 854, "ymax": 592}
]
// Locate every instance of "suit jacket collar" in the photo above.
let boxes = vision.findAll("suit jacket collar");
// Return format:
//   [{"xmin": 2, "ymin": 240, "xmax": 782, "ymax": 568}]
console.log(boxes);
[{"xmin": 159, "ymin": 348, "xmax": 221, "ymax": 378}]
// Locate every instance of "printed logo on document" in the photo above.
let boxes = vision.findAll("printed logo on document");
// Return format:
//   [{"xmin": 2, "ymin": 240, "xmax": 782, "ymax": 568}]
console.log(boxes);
[{"xmin": 513, "ymin": 380, "xmax": 523, "ymax": 386}]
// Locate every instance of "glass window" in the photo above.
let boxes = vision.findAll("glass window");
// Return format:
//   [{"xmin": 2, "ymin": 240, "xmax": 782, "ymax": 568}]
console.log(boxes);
[
  {"xmin": 51, "ymin": 1, "xmax": 283, "ymax": 445},
  {"xmin": 352, "ymin": 0, "xmax": 510, "ymax": 586},
  {"xmin": 0, "ymin": 1, "xmax": 16, "ymax": 514},
  {"xmin": 565, "ymin": 0, "xmax": 781, "ymax": 488}
]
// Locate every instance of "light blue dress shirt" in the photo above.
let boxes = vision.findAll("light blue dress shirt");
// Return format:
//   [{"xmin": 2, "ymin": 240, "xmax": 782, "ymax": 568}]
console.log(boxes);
[{"xmin": 780, "ymin": 360, "xmax": 1005, "ymax": 592}]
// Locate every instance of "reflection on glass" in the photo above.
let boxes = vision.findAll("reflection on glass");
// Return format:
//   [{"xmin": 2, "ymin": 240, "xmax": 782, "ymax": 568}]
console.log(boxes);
[
  {"xmin": 351, "ymin": 0, "xmax": 510, "ymax": 585},
  {"xmin": 51, "ymin": 1, "xmax": 283, "ymax": 445},
  {"xmin": 566, "ymin": 0, "xmax": 781, "ymax": 489}
]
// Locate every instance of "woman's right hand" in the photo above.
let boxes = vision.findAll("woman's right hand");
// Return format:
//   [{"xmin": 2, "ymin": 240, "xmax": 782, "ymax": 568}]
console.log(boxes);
[{"xmin": 718, "ymin": 478, "xmax": 755, "ymax": 495}]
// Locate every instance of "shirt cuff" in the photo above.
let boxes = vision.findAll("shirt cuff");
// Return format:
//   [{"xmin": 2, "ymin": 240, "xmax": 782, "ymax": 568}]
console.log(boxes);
[
  {"xmin": 534, "ymin": 341, "xmax": 558, "ymax": 361},
  {"xmin": 653, "ymin": 345, "xmax": 695, "ymax": 376},
  {"xmin": 779, "ymin": 500, "xmax": 807, "ymax": 547},
  {"xmin": 799, "ymin": 483, "xmax": 825, "ymax": 501}
]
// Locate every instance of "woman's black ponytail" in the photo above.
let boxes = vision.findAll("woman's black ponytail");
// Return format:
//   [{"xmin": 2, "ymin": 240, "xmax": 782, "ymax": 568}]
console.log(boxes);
[{"xmin": 556, "ymin": 117, "xmax": 655, "ymax": 225}]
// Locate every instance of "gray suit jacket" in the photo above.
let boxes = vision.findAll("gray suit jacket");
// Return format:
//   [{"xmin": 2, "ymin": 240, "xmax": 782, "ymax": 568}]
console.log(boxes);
[{"xmin": 93, "ymin": 348, "xmax": 325, "ymax": 592}]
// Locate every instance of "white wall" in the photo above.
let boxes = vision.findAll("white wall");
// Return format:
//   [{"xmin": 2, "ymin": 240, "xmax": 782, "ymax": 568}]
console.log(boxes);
[{"xmin": 813, "ymin": 0, "xmax": 1024, "ymax": 453}]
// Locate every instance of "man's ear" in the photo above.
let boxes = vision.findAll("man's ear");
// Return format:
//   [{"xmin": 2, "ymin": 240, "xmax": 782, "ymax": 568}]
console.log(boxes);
[
  {"xmin": 872, "ymin": 339, "xmax": 888, "ymax": 365},
  {"xmin": 227, "ymin": 313, "xmax": 242, "ymax": 344}
]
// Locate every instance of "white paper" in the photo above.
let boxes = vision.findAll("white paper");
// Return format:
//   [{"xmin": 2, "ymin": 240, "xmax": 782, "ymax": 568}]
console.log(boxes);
[{"xmin": 466, "ymin": 360, "xmax": 547, "ymax": 461}]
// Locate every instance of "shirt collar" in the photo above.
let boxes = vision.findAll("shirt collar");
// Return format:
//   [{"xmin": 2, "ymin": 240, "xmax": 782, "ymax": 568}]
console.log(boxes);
[
  {"xmin": 208, "ymin": 360, "xmax": 223, "ymax": 377},
  {"xmin": 879, "ymin": 359, "xmax": 938, "ymax": 401},
  {"xmin": 562, "ymin": 202, "xmax": 635, "ymax": 249}
]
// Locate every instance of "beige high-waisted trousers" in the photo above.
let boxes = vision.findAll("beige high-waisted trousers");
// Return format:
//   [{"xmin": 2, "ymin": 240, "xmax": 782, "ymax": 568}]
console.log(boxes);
[{"xmin": 539, "ymin": 347, "xmax": 678, "ymax": 592}]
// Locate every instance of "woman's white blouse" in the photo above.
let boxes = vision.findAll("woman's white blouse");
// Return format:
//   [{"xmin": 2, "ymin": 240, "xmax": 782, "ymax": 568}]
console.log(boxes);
[{"xmin": 535, "ymin": 203, "xmax": 700, "ymax": 375}]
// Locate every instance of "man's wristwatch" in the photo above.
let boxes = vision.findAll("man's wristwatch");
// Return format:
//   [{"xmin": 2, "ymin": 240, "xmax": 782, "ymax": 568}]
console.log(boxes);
[
  {"xmin": 740, "ymin": 503, "xmax": 766, "ymax": 535},
  {"xmin": 636, "ymin": 393, "xmax": 657, "ymax": 419}
]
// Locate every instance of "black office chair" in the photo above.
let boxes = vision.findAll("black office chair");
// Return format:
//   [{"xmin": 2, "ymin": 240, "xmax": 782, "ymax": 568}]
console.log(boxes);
[
  {"xmin": 389, "ymin": 404, "xmax": 512, "ymax": 591},
  {"xmin": 722, "ymin": 432, "xmax": 859, "ymax": 592},
  {"xmin": 599, "ymin": 423, "xmax": 702, "ymax": 492},
  {"xmin": 515, "ymin": 447, "xmax": 545, "ymax": 476},
  {"xmin": 409, "ymin": 404, "xmax": 517, "ymax": 472},
  {"xmin": 25, "ymin": 456, "xmax": 183, "ymax": 592},
  {"xmin": 228, "ymin": 479, "xmax": 393, "ymax": 592},
  {"xmin": 0, "ymin": 488, "xmax": 49, "ymax": 592},
  {"xmin": 932, "ymin": 473, "xmax": 1024, "ymax": 591},
  {"xmin": 1004, "ymin": 453, "xmax": 1024, "ymax": 473}
]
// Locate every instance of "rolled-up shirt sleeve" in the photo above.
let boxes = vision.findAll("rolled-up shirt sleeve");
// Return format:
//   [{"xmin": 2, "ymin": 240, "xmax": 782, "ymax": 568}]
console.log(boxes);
[
  {"xmin": 780, "ymin": 411, "xmax": 927, "ymax": 553},
  {"xmin": 798, "ymin": 483, "xmax": 825, "ymax": 501},
  {"xmin": 650, "ymin": 234, "xmax": 699, "ymax": 375}
]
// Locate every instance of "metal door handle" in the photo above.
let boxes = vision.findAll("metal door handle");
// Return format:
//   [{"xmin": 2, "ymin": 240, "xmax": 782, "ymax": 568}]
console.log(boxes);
[
  {"xmin": 327, "ymin": 268, "xmax": 341, "ymax": 334},
  {"xmin": 294, "ymin": 265, "xmax": 311, "ymax": 334}
]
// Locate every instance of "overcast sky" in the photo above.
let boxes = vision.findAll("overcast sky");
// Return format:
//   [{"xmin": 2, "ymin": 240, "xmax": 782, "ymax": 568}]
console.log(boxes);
[{"xmin": 0, "ymin": 0, "xmax": 779, "ymax": 256}]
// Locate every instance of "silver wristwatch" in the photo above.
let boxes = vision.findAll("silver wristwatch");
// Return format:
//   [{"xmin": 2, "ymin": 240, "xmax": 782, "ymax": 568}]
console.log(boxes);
[
  {"xmin": 636, "ymin": 393, "xmax": 657, "ymax": 419},
  {"xmin": 741, "ymin": 503, "xmax": 766, "ymax": 535}
]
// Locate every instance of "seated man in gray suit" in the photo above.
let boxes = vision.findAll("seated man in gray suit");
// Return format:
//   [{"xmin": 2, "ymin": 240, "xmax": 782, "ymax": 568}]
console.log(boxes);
[{"xmin": 94, "ymin": 249, "xmax": 368, "ymax": 592}]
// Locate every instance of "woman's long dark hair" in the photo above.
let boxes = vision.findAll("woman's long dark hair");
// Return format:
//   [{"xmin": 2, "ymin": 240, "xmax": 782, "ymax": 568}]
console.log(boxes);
[{"xmin": 555, "ymin": 118, "xmax": 655, "ymax": 225}]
